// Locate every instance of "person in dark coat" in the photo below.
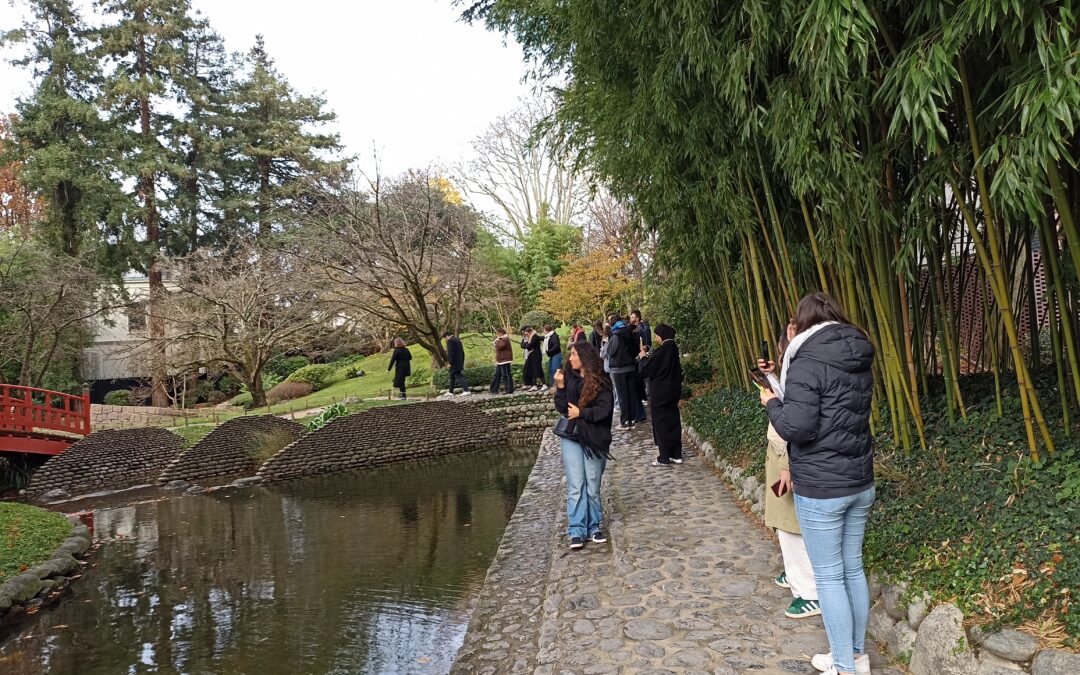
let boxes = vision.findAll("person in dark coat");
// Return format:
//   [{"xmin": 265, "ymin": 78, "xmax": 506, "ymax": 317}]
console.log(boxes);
[
  {"xmin": 637, "ymin": 323, "xmax": 682, "ymax": 465},
  {"xmin": 760, "ymin": 291, "xmax": 875, "ymax": 675},
  {"xmin": 387, "ymin": 338, "xmax": 412, "ymax": 400},
  {"xmin": 521, "ymin": 327, "xmax": 545, "ymax": 390},
  {"xmin": 553, "ymin": 341, "xmax": 614, "ymax": 550},
  {"xmin": 607, "ymin": 314, "xmax": 646, "ymax": 427},
  {"xmin": 589, "ymin": 320, "xmax": 604, "ymax": 353},
  {"xmin": 443, "ymin": 331, "xmax": 470, "ymax": 395},
  {"xmin": 490, "ymin": 328, "xmax": 515, "ymax": 395},
  {"xmin": 543, "ymin": 324, "xmax": 563, "ymax": 386}
]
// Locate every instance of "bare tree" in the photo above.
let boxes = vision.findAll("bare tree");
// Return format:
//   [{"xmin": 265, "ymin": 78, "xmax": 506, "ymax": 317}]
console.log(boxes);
[
  {"xmin": 460, "ymin": 95, "xmax": 591, "ymax": 243},
  {"xmin": 296, "ymin": 170, "xmax": 494, "ymax": 366},
  {"xmin": 585, "ymin": 190, "xmax": 655, "ymax": 283},
  {"xmin": 158, "ymin": 240, "xmax": 329, "ymax": 407}
]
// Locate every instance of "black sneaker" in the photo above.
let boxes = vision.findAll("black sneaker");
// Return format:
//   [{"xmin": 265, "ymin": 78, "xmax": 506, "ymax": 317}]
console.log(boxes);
[
  {"xmin": 589, "ymin": 531, "xmax": 608, "ymax": 543},
  {"xmin": 569, "ymin": 536, "xmax": 585, "ymax": 550}
]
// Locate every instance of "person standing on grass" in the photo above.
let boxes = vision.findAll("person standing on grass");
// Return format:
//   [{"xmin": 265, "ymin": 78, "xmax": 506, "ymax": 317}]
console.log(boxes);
[
  {"xmin": 387, "ymin": 338, "xmax": 412, "ymax": 400},
  {"xmin": 759, "ymin": 321, "xmax": 821, "ymax": 620},
  {"xmin": 554, "ymin": 341, "xmax": 614, "ymax": 550},
  {"xmin": 543, "ymin": 324, "xmax": 562, "ymax": 389},
  {"xmin": 444, "ymin": 330, "xmax": 470, "ymax": 396},
  {"xmin": 760, "ymin": 292, "xmax": 875, "ymax": 675},
  {"xmin": 636, "ymin": 323, "xmax": 683, "ymax": 466},
  {"xmin": 490, "ymin": 328, "xmax": 515, "ymax": 395},
  {"xmin": 522, "ymin": 326, "xmax": 544, "ymax": 390}
]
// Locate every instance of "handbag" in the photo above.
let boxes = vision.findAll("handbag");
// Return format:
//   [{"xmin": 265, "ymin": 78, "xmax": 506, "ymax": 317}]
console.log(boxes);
[{"xmin": 552, "ymin": 415, "xmax": 577, "ymax": 439}]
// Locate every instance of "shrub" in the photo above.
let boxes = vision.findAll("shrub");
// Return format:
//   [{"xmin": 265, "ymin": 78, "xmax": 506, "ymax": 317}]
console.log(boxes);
[
  {"xmin": 205, "ymin": 390, "xmax": 228, "ymax": 404},
  {"xmin": 406, "ymin": 366, "xmax": 431, "ymax": 388},
  {"xmin": 335, "ymin": 362, "xmax": 366, "ymax": 380},
  {"xmin": 264, "ymin": 354, "xmax": 310, "ymax": 379},
  {"xmin": 432, "ymin": 363, "xmax": 524, "ymax": 390},
  {"xmin": 682, "ymin": 357, "xmax": 715, "ymax": 385},
  {"xmin": 104, "ymin": 390, "xmax": 135, "ymax": 406},
  {"xmin": 266, "ymin": 381, "xmax": 314, "ymax": 404},
  {"xmin": 229, "ymin": 392, "xmax": 252, "ymax": 407},
  {"xmin": 305, "ymin": 402, "xmax": 348, "ymax": 431},
  {"xmin": 285, "ymin": 364, "xmax": 336, "ymax": 391},
  {"xmin": 519, "ymin": 309, "xmax": 555, "ymax": 330},
  {"xmin": 216, "ymin": 374, "xmax": 242, "ymax": 396}
]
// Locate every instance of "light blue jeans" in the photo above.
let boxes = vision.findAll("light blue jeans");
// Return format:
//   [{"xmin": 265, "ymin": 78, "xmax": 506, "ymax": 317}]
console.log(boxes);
[
  {"xmin": 794, "ymin": 486, "xmax": 876, "ymax": 674},
  {"xmin": 548, "ymin": 353, "xmax": 564, "ymax": 385},
  {"xmin": 560, "ymin": 436, "xmax": 606, "ymax": 539}
]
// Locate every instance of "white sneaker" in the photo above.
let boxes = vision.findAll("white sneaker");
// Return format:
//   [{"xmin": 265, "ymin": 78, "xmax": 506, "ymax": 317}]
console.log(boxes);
[
  {"xmin": 460, "ymin": 390, "xmax": 472, "ymax": 396},
  {"xmin": 811, "ymin": 653, "xmax": 870, "ymax": 675}
]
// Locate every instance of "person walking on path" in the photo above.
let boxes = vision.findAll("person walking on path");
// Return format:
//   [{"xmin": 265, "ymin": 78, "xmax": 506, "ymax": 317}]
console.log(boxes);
[
  {"xmin": 543, "ymin": 325, "xmax": 562, "ymax": 387},
  {"xmin": 490, "ymin": 328, "xmax": 515, "ymax": 395},
  {"xmin": 522, "ymin": 327, "xmax": 545, "ymax": 390},
  {"xmin": 554, "ymin": 341, "xmax": 614, "ymax": 550},
  {"xmin": 759, "ymin": 322, "xmax": 821, "ymax": 620},
  {"xmin": 636, "ymin": 323, "xmax": 683, "ymax": 466},
  {"xmin": 760, "ymin": 292, "xmax": 876, "ymax": 675},
  {"xmin": 387, "ymin": 338, "xmax": 412, "ymax": 400},
  {"xmin": 444, "ymin": 331, "xmax": 470, "ymax": 396},
  {"xmin": 607, "ymin": 314, "xmax": 646, "ymax": 428}
]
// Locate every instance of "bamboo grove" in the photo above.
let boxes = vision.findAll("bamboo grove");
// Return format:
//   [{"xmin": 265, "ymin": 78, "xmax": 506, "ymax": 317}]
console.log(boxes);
[{"xmin": 466, "ymin": 1, "xmax": 1080, "ymax": 458}]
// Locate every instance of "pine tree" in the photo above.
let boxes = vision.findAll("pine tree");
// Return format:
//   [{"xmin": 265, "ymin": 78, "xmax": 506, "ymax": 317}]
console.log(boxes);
[{"xmin": 228, "ymin": 35, "xmax": 344, "ymax": 236}]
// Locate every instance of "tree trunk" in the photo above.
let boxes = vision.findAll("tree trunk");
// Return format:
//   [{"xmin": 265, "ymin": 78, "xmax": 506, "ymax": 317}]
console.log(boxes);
[{"xmin": 247, "ymin": 367, "xmax": 267, "ymax": 408}]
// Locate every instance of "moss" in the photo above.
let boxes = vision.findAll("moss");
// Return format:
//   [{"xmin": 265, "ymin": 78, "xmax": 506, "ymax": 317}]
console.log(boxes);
[{"xmin": 0, "ymin": 503, "xmax": 72, "ymax": 581}]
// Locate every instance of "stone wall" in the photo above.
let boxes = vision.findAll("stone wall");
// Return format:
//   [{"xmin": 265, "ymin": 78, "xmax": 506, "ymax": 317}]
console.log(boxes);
[
  {"xmin": 91, "ymin": 403, "xmax": 200, "ymax": 428},
  {"xmin": 462, "ymin": 394, "xmax": 557, "ymax": 447},
  {"xmin": 257, "ymin": 400, "xmax": 512, "ymax": 482},
  {"xmin": 157, "ymin": 416, "xmax": 305, "ymax": 484},
  {"xmin": 28, "ymin": 428, "xmax": 183, "ymax": 498},
  {"xmin": 0, "ymin": 518, "xmax": 91, "ymax": 620},
  {"xmin": 682, "ymin": 425, "xmax": 1080, "ymax": 675}
]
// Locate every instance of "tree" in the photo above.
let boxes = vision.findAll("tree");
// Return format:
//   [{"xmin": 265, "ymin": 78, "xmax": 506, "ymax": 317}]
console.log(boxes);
[
  {"xmin": 159, "ymin": 240, "xmax": 329, "ymax": 408},
  {"xmin": 0, "ymin": 116, "xmax": 42, "ymax": 235},
  {"xmin": 296, "ymin": 171, "xmax": 490, "ymax": 366},
  {"xmin": 516, "ymin": 215, "xmax": 581, "ymax": 308},
  {"xmin": 461, "ymin": 95, "xmax": 590, "ymax": 244},
  {"xmin": 539, "ymin": 249, "xmax": 639, "ymax": 323}
]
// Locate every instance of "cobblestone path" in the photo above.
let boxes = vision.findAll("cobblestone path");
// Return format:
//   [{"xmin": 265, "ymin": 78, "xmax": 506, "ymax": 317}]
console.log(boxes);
[{"xmin": 454, "ymin": 421, "xmax": 899, "ymax": 675}]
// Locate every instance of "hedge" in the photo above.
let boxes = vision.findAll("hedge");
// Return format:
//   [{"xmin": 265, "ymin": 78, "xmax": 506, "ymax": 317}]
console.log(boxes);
[
  {"xmin": 103, "ymin": 390, "xmax": 134, "ymax": 406},
  {"xmin": 285, "ymin": 364, "xmax": 336, "ymax": 391},
  {"xmin": 432, "ymin": 363, "xmax": 525, "ymax": 390}
]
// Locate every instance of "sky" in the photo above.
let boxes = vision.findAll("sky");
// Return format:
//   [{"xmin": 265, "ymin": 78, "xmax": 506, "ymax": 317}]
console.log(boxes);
[{"xmin": 0, "ymin": 0, "xmax": 535, "ymax": 178}]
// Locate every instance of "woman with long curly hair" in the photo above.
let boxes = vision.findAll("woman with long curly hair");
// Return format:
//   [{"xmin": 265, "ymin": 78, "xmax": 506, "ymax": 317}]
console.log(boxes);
[{"xmin": 554, "ymin": 341, "xmax": 615, "ymax": 550}]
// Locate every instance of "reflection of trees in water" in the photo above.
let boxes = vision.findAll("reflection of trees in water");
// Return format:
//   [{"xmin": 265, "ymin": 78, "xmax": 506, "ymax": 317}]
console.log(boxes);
[{"xmin": 2, "ymin": 449, "xmax": 536, "ymax": 674}]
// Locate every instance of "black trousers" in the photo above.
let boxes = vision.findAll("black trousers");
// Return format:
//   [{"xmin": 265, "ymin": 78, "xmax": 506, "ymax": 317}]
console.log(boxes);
[
  {"xmin": 393, "ymin": 372, "xmax": 407, "ymax": 398},
  {"xmin": 489, "ymin": 364, "xmax": 514, "ymax": 394},
  {"xmin": 449, "ymin": 369, "xmax": 469, "ymax": 393},
  {"xmin": 611, "ymin": 371, "xmax": 646, "ymax": 424},
  {"xmin": 651, "ymin": 402, "xmax": 683, "ymax": 462}
]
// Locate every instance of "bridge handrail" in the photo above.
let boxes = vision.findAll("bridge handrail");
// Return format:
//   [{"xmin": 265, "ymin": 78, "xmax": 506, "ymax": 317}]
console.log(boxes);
[{"xmin": 0, "ymin": 383, "xmax": 92, "ymax": 438}]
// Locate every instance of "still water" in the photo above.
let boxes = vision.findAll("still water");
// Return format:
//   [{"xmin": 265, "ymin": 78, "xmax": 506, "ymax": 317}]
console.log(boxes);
[{"xmin": 0, "ymin": 448, "xmax": 535, "ymax": 675}]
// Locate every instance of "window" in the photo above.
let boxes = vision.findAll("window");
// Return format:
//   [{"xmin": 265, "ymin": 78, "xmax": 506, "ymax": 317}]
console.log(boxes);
[{"xmin": 127, "ymin": 301, "xmax": 147, "ymax": 332}]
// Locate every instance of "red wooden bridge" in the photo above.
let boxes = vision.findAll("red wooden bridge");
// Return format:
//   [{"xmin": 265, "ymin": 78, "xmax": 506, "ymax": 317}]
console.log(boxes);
[{"xmin": 0, "ymin": 384, "xmax": 92, "ymax": 456}]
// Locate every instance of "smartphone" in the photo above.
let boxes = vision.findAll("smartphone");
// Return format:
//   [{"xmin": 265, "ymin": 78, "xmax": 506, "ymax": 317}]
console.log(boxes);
[
  {"xmin": 770, "ymin": 479, "xmax": 788, "ymax": 498},
  {"xmin": 760, "ymin": 340, "xmax": 770, "ymax": 363},
  {"xmin": 748, "ymin": 368, "xmax": 772, "ymax": 391}
]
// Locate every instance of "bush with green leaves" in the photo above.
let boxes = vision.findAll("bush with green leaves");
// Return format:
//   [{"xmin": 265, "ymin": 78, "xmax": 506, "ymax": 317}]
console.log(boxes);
[
  {"xmin": 229, "ymin": 392, "xmax": 252, "ymax": 407},
  {"xmin": 518, "ymin": 309, "xmax": 555, "ymax": 330},
  {"xmin": 432, "ymin": 363, "xmax": 524, "ymax": 390},
  {"xmin": 264, "ymin": 354, "xmax": 311, "ymax": 379},
  {"xmin": 305, "ymin": 402, "xmax": 348, "ymax": 431},
  {"xmin": 103, "ymin": 390, "xmax": 135, "ymax": 407},
  {"xmin": 285, "ymin": 364, "xmax": 336, "ymax": 391},
  {"xmin": 406, "ymin": 366, "xmax": 431, "ymax": 388}
]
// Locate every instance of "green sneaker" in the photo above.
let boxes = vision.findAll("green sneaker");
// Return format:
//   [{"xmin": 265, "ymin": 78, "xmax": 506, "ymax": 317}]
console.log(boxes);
[
  {"xmin": 774, "ymin": 572, "xmax": 791, "ymax": 589},
  {"xmin": 785, "ymin": 598, "xmax": 822, "ymax": 619}
]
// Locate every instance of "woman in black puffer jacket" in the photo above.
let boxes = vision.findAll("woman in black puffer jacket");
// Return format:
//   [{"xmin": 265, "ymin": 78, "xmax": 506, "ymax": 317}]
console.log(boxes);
[
  {"xmin": 759, "ymin": 292, "xmax": 875, "ymax": 675},
  {"xmin": 554, "ymin": 341, "xmax": 614, "ymax": 551}
]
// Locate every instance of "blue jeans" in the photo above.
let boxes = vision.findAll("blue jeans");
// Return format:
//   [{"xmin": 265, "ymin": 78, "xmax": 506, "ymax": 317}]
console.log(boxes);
[
  {"xmin": 548, "ymin": 353, "xmax": 563, "ymax": 385},
  {"xmin": 795, "ymin": 486, "xmax": 876, "ymax": 674},
  {"xmin": 560, "ymin": 436, "xmax": 606, "ymax": 539}
]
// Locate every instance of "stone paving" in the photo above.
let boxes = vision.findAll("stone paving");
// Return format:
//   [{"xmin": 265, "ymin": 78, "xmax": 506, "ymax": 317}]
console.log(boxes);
[{"xmin": 453, "ymin": 420, "xmax": 902, "ymax": 675}]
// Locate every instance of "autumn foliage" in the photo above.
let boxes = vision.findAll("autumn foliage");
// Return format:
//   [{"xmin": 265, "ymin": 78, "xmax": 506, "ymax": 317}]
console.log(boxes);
[{"xmin": 539, "ymin": 249, "xmax": 640, "ymax": 323}]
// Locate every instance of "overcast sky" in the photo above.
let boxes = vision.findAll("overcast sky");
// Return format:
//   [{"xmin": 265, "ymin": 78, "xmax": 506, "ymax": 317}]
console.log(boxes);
[{"xmin": 0, "ymin": 0, "xmax": 534, "ymax": 177}]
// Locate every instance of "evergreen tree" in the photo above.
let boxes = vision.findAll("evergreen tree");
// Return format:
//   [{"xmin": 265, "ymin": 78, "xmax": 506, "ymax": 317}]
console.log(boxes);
[{"xmin": 228, "ymin": 35, "xmax": 344, "ymax": 236}]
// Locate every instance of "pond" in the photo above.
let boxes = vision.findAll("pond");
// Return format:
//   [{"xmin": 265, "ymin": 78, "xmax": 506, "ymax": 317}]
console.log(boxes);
[{"xmin": 0, "ymin": 448, "xmax": 536, "ymax": 674}]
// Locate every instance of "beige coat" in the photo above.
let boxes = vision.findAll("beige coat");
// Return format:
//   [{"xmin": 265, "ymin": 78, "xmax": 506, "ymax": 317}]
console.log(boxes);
[{"xmin": 764, "ymin": 422, "xmax": 801, "ymax": 534}]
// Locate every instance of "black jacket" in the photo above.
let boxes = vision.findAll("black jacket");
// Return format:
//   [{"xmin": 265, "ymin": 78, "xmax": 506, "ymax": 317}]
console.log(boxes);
[
  {"xmin": 635, "ymin": 322, "xmax": 652, "ymax": 349},
  {"xmin": 607, "ymin": 323, "xmax": 637, "ymax": 370},
  {"xmin": 766, "ymin": 323, "xmax": 875, "ymax": 499},
  {"xmin": 445, "ymin": 336, "xmax": 465, "ymax": 371},
  {"xmin": 554, "ymin": 368, "xmax": 615, "ymax": 458},
  {"xmin": 637, "ymin": 340, "xmax": 681, "ymax": 406},
  {"xmin": 544, "ymin": 332, "xmax": 562, "ymax": 358},
  {"xmin": 589, "ymin": 329, "xmax": 603, "ymax": 353},
  {"xmin": 388, "ymin": 347, "xmax": 412, "ymax": 376}
]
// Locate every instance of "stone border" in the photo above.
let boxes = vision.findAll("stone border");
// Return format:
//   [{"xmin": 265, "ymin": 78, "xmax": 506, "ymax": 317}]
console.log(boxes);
[
  {"xmin": 683, "ymin": 425, "xmax": 1079, "ymax": 675},
  {"xmin": 0, "ymin": 517, "xmax": 92, "ymax": 620}
]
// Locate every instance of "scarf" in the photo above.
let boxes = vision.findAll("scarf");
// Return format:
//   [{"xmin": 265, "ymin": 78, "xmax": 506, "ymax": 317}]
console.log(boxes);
[{"xmin": 778, "ymin": 321, "xmax": 838, "ymax": 397}]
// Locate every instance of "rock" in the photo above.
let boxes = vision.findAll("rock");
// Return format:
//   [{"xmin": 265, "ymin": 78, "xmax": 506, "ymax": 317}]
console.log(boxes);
[
  {"xmin": 971, "ymin": 627, "xmax": 1038, "ymax": 663},
  {"xmin": 882, "ymin": 582, "xmax": 909, "ymax": 621},
  {"xmin": 977, "ymin": 653, "xmax": 1025, "ymax": 674},
  {"xmin": 867, "ymin": 571, "xmax": 884, "ymax": 601},
  {"xmin": 39, "ymin": 488, "xmax": 70, "ymax": 502},
  {"xmin": 5, "ymin": 573, "xmax": 45, "ymax": 602},
  {"xmin": 184, "ymin": 485, "xmax": 208, "ymax": 496},
  {"xmin": 741, "ymin": 475, "xmax": 760, "ymax": 497},
  {"xmin": 163, "ymin": 480, "xmax": 190, "ymax": 491},
  {"xmin": 1030, "ymin": 649, "xmax": 1080, "ymax": 675},
  {"xmin": 907, "ymin": 592, "xmax": 931, "ymax": 629},
  {"xmin": 910, "ymin": 603, "xmax": 978, "ymax": 675},
  {"xmin": 867, "ymin": 600, "xmax": 896, "ymax": 642},
  {"xmin": 624, "ymin": 618, "xmax": 673, "ymax": 641},
  {"xmin": 230, "ymin": 476, "xmax": 263, "ymax": 487},
  {"xmin": 572, "ymin": 619, "xmax": 595, "ymax": 635},
  {"xmin": 887, "ymin": 621, "xmax": 917, "ymax": 660},
  {"xmin": 57, "ymin": 536, "xmax": 91, "ymax": 556}
]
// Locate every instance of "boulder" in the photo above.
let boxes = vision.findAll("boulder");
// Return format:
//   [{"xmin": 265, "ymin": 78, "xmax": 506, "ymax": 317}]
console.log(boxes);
[
  {"xmin": 867, "ymin": 600, "xmax": 896, "ymax": 642},
  {"xmin": 907, "ymin": 592, "xmax": 931, "ymax": 629},
  {"xmin": 39, "ymin": 488, "xmax": 70, "ymax": 503},
  {"xmin": 4, "ymin": 573, "xmax": 45, "ymax": 602},
  {"xmin": 741, "ymin": 475, "xmax": 760, "ymax": 496},
  {"xmin": 882, "ymin": 582, "xmax": 909, "ymax": 621},
  {"xmin": 1030, "ymin": 649, "xmax": 1080, "ymax": 675},
  {"xmin": 163, "ymin": 480, "xmax": 191, "ymax": 491},
  {"xmin": 977, "ymin": 653, "xmax": 1025, "ymax": 674},
  {"xmin": 910, "ymin": 603, "xmax": 978, "ymax": 675},
  {"xmin": 887, "ymin": 621, "xmax": 917, "ymax": 661},
  {"xmin": 231, "ymin": 476, "xmax": 263, "ymax": 487},
  {"xmin": 971, "ymin": 627, "xmax": 1038, "ymax": 663}
]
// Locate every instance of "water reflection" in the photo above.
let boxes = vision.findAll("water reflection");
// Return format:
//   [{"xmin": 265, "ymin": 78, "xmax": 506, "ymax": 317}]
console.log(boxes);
[{"xmin": 0, "ymin": 448, "xmax": 534, "ymax": 674}]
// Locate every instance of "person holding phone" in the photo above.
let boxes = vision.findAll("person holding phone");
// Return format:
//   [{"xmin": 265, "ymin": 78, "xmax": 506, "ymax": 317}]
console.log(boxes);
[
  {"xmin": 637, "ymin": 323, "xmax": 682, "ymax": 466},
  {"xmin": 758, "ymin": 322, "xmax": 820, "ymax": 620}
]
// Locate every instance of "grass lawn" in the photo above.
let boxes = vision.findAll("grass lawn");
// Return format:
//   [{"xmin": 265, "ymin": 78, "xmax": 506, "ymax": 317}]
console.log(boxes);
[{"xmin": 0, "ymin": 502, "xmax": 72, "ymax": 581}]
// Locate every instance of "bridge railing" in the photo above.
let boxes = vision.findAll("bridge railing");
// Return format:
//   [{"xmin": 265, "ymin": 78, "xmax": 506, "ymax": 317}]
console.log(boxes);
[{"xmin": 0, "ymin": 384, "xmax": 92, "ymax": 437}]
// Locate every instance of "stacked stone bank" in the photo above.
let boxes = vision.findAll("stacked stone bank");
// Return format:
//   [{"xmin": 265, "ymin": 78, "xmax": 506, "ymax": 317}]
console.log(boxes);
[{"xmin": 158, "ymin": 416, "xmax": 304, "ymax": 484}]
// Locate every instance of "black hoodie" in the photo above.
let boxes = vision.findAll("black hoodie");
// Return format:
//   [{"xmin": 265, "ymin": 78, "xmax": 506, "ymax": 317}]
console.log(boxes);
[{"xmin": 766, "ymin": 323, "xmax": 875, "ymax": 499}]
